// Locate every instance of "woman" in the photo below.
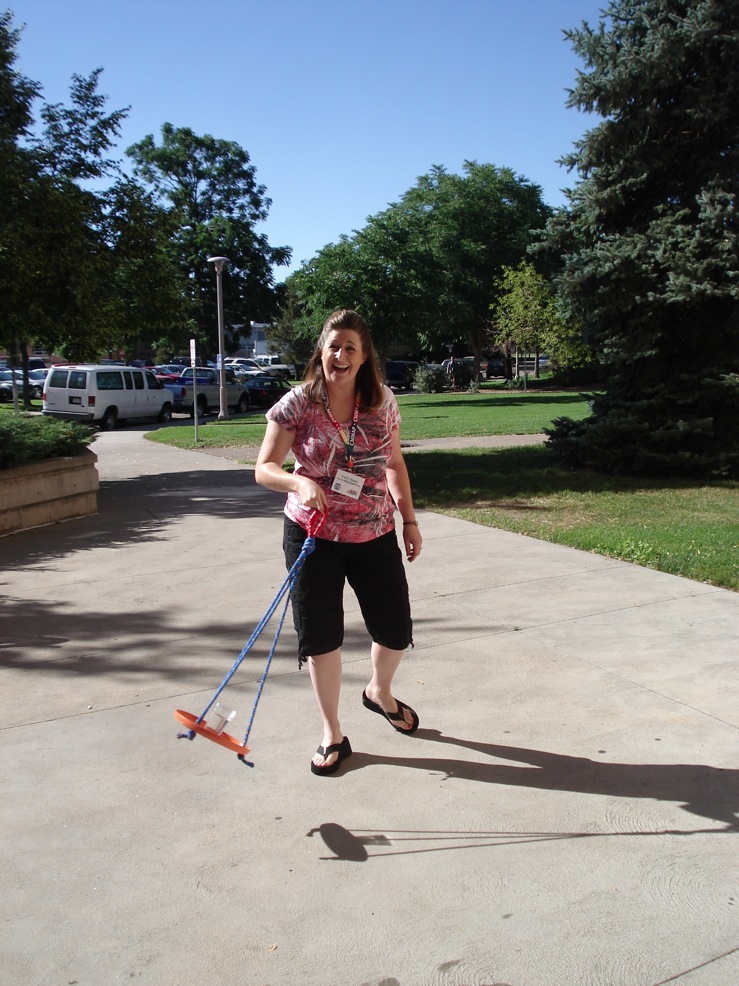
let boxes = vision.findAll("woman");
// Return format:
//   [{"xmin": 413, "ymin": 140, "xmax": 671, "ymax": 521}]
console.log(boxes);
[{"xmin": 255, "ymin": 309, "xmax": 423, "ymax": 776}]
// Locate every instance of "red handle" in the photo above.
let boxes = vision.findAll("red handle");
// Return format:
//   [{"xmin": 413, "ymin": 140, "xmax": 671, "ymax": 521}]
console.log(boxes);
[{"xmin": 307, "ymin": 509, "xmax": 327, "ymax": 538}]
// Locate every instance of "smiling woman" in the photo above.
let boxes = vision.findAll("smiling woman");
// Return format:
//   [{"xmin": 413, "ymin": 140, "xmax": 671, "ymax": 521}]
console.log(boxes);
[{"xmin": 254, "ymin": 309, "xmax": 424, "ymax": 775}]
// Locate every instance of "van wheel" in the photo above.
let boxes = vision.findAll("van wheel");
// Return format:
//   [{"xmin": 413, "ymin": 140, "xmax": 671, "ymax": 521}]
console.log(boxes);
[
  {"xmin": 158, "ymin": 402, "xmax": 173, "ymax": 423},
  {"xmin": 100, "ymin": 408, "xmax": 117, "ymax": 431},
  {"xmin": 236, "ymin": 393, "xmax": 250, "ymax": 414}
]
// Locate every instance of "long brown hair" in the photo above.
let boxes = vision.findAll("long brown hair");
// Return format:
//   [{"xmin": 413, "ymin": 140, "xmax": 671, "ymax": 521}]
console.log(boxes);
[{"xmin": 303, "ymin": 309, "xmax": 386, "ymax": 411}]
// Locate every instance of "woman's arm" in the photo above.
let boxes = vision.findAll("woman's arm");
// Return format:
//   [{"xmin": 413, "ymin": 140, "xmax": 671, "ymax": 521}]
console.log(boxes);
[
  {"xmin": 386, "ymin": 428, "xmax": 422, "ymax": 562},
  {"xmin": 255, "ymin": 419, "xmax": 328, "ymax": 512}
]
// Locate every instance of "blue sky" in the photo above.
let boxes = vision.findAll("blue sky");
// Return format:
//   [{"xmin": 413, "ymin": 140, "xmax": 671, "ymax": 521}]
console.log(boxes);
[{"xmin": 9, "ymin": 0, "xmax": 606, "ymax": 278}]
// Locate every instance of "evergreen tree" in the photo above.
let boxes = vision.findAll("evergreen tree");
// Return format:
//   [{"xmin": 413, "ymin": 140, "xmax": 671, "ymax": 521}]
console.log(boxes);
[{"xmin": 541, "ymin": 0, "xmax": 739, "ymax": 476}]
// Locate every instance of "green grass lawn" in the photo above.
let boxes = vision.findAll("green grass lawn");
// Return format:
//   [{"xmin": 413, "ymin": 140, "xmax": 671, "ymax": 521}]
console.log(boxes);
[
  {"xmin": 392, "ymin": 390, "xmax": 593, "ymax": 439},
  {"xmin": 407, "ymin": 445, "xmax": 738, "ymax": 591},
  {"xmin": 144, "ymin": 389, "xmax": 595, "ymax": 450},
  {"xmin": 0, "ymin": 399, "xmax": 41, "ymax": 414},
  {"xmin": 15, "ymin": 390, "xmax": 731, "ymax": 590}
]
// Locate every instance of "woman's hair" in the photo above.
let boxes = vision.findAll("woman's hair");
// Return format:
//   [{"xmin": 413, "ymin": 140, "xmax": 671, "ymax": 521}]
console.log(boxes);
[{"xmin": 303, "ymin": 309, "xmax": 386, "ymax": 411}]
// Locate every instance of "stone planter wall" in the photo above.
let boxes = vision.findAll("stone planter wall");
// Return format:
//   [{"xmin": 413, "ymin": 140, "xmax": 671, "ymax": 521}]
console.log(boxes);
[{"xmin": 0, "ymin": 448, "xmax": 99, "ymax": 537}]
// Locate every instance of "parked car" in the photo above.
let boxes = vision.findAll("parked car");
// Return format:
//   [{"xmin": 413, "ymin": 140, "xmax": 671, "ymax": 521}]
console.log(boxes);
[
  {"xmin": 253, "ymin": 356, "xmax": 296, "ymax": 380},
  {"xmin": 384, "ymin": 360, "xmax": 419, "ymax": 390},
  {"xmin": 485, "ymin": 357, "xmax": 506, "ymax": 378},
  {"xmin": 153, "ymin": 364, "xmax": 187, "ymax": 382},
  {"xmin": 171, "ymin": 356, "xmax": 206, "ymax": 367},
  {"xmin": 0, "ymin": 371, "xmax": 16, "ymax": 401},
  {"xmin": 255, "ymin": 354, "xmax": 296, "ymax": 371},
  {"xmin": 224, "ymin": 358, "xmax": 265, "ymax": 379},
  {"xmin": 42, "ymin": 364, "xmax": 174, "ymax": 429},
  {"xmin": 240, "ymin": 375, "xmax": 292, "ymax": 407},
  {"xmin": 0, "ymin": 369, "xmax": 43, "ymax": 400},
  {"xmin": 166, "ymin": 366, "xmax": 251, "ymax": 416}
]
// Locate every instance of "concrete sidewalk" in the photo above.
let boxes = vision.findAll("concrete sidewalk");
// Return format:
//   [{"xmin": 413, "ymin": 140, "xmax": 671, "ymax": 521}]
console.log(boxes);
[{"xmin": 1, "ymin": 427, "xmax": 737, "ymax": 986}]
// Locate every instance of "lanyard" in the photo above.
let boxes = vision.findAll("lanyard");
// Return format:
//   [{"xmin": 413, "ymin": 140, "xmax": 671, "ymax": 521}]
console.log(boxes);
[{"xmin": 321, "ymin": 388, "xmax": 360, "ymax": 470}]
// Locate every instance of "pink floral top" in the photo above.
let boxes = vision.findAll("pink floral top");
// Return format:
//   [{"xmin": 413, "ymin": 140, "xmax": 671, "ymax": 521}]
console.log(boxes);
[{"xmin": 266, "ymin": 384, "xmax": 401, "ymax": 543}]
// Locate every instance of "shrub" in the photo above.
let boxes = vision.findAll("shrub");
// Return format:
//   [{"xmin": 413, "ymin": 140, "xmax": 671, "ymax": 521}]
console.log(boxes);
[
  {"xmin": 414, "ymin": 364, "xmax": 447, "ymax": 393},
  {"xmin": 0, "ymin": 414, "xmax": 96, "ymax": 470}
]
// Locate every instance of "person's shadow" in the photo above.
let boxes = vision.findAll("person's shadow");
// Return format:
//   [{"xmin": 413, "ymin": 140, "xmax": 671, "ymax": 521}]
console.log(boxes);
[{"xmin": 346, "ymin": 729, "xmax": 739, "ymax": 829}]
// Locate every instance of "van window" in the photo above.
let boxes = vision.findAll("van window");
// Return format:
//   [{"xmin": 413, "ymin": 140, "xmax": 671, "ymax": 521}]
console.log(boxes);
[
  {"xmin": 69, "ymin": 370, "xmax": 88, "ymax": 389},
  {"xmin": 146, "ymin": 372, "xmax": 160, "ymax": 390},
  {"xmin": 123, "ymin": 371, "xmax": 134, "ymax": 390},
  {"xmin": 133, "ymin": 371, "xmax": 145, "ymax": 390},
  {"xmin": 48, "ymin": 369, "xmax": 68, "ymax": 387},
  {"xmin": 96, "ymin": 371, "xmax": 123, "ymax": 390}
]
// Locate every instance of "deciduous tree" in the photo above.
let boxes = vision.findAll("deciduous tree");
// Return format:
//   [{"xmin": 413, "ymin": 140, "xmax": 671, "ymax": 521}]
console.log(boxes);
[
  {"xmin": 127, "ymin": 124, "xmax": 291, "ymax": 358},
  {"xmin": 23, "ymin": 67, "xmax": 130, "ymax": 361},
  {"xmin": 1, "ymin": 14, "xmax": 135, "ymax": 367},
  {"xmin": 491, "ymin": 260, "xmax": 590, "ymax": 377},
  {"xmin": 0, "ymin": 9, "xmax": 42, "ymax": 386},
  {"xmin": 400, "ymin": 163, "xmax": 552, "ymax": 370},
  {"xmin": 285, "ymin": 162, "xmax": 551, "ymax": 368}
]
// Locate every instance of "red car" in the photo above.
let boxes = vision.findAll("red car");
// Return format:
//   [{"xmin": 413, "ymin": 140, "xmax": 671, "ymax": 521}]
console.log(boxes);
[{"xmin": 153, "ymin": 364, "xmax": 186, "ymax": 382}]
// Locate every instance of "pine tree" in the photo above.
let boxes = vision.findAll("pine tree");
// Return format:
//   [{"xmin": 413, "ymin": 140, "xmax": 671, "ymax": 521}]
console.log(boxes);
[{"xmin": 542, "ymin": 0, "xmax": 739, "ymax": 476}]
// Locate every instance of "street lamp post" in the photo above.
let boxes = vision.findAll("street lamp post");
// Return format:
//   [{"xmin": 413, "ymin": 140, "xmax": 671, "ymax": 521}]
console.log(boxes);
[{"xmin": 207, "ymin": 256, "xmax": 230, "ymax": 420}]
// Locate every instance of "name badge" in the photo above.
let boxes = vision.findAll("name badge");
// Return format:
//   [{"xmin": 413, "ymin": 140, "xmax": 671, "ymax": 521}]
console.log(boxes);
[{"xmin": 332, "ymin": 468, "xmax": 365, "ymax": 500}]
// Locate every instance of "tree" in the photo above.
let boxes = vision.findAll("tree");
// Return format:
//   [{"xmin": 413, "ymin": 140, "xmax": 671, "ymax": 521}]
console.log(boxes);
[
  {"xmin": 285, "ymin": 213, "xmax": 436, "ymax": 359},
  {"xmin": 0, "ymin": 11, "xmax": 37, "ymax": 158},
  {"xmin": 399, "ymin": 163, "xmax": 552, "ymax": 369},
  {"xmin": 0, "ymin": 19, "xmax": 135, "ymax": 367},
  {"xmin": 1, "ymin": 17, "xmax": 229, "ymax": 368},
  {"xmin": 491, "ymin": 260, "xmax": 591, "ymax": 377},
  {"xmin": 0, "ymin": 9, "xmax": 42, "ymax": 392},
  {"xmin": 22, "ymin": 68, "xmax": 130, "ymax": 361},
  {"xmin": 103, "ymin": 177, "xmax": 193, "ymax": 359},
  {"xmin": 287, "ymin": 238, "xmax": 369, "ymax": 344},
  {"xmin": 540, "ymin": 0, "xmax": 739, "ymax": 476},
  {"xmin": 267, "ymin": 282, "xmax": 314, "ymax": 373},
  {"xmin": 38, "ymin": 67, "xmax": 127, "ymax": 181},
  {"xmin": 285, "ymin": 162, "xmax": 551, "ymax": 365},
  {"xmin": 127, "ymin": 124, "xmax": 291, "ymax": 358}
]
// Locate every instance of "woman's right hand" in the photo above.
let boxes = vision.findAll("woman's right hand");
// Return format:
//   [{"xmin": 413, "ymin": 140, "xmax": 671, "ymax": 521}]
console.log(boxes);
[{"xmin": 296, "ymin": 477, "xmax": 328, "ymax": 513}]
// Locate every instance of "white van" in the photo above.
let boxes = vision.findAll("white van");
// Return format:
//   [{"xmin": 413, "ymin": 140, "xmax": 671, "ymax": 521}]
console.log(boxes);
[{"xmin": 42, "ymin": 365, "xmax": 174, "ymax": 430}]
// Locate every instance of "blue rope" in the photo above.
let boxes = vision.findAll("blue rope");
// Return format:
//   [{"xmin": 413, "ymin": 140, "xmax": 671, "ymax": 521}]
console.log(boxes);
[
  {"xmin": 178, "ymin": 534, "xmax": 317, "ymax": 759},
  {"xmin": 236, "ymin": 587, "xmax": 293, "ymax": 767}
]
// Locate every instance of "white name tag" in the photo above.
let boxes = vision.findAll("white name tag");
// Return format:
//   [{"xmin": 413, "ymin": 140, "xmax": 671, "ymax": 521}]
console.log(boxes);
[{"xmin": 332, "ymin": 468, "xmax": 365, "ymax": 500}]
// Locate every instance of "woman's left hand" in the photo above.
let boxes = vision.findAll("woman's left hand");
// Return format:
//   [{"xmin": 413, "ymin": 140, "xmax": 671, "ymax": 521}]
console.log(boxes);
[{"xmin": 403, "ymin": 523, "xmax": 423, "ymax": 563}]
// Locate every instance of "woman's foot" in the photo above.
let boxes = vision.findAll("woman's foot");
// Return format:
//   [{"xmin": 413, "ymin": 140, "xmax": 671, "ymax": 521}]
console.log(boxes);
[
  {"xmin": 362, "ymin": 689, "xmax": 419, "ymax": 733},
  {"xmin": 311, "ymin": 735, "xmax": 352, "ymax": 775}
]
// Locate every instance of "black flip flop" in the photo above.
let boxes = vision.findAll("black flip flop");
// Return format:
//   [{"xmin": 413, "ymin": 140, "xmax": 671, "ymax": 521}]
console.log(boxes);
[
  {"xmin": 362, "ymin": 690, "xmax": 419, "ymax": 734},
  {"xmin": 310, "ymin": 735, "xmax": 352, "ymax": 775}
]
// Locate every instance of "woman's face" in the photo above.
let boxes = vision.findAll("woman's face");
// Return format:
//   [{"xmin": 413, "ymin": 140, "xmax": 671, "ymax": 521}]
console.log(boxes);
[{"xmin": 320, "ymin": 328, "xmax": 366, "ymax": 390}]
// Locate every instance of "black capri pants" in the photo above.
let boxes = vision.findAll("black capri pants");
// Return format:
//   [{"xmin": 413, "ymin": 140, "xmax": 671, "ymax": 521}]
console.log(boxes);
[{"xmin": 283, "ymin": 517, "xmax": 413, "ymax": 665}]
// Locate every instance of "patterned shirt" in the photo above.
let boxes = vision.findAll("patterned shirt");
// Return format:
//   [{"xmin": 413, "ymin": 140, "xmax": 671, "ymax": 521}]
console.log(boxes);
[{"xmin": 266, "ymin": 384, "xmax": 401, "ymax": 543}]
